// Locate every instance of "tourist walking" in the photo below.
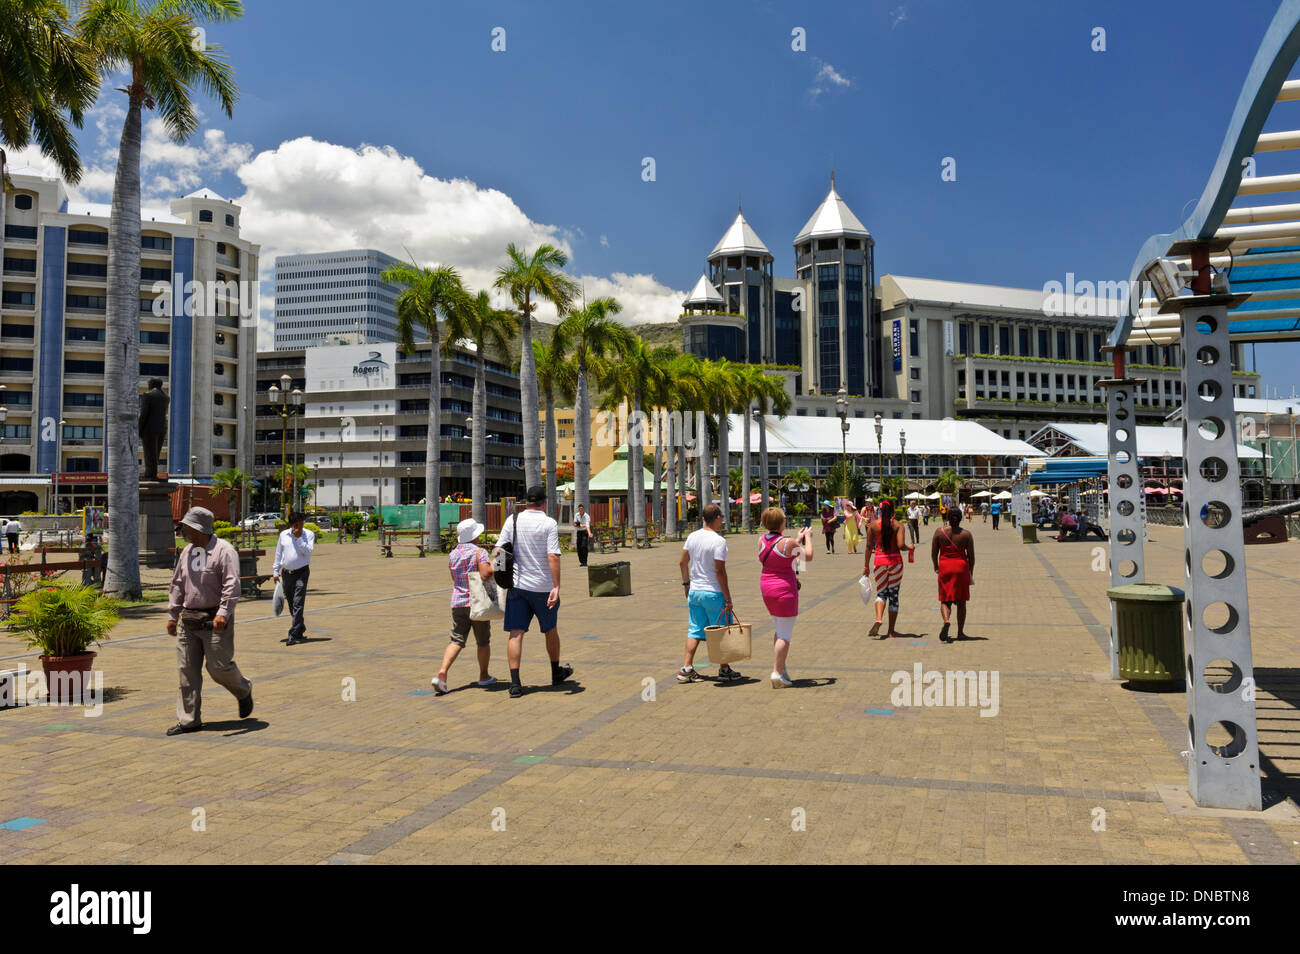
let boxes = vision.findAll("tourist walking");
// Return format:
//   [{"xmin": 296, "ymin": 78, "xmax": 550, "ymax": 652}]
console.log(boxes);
[
  {"xmin": 820, "ymin": 504, "xmax": 837, "ymax": 553},
  {"xmin": 759, "ymin": 507, "xmax": 813, "ymax": 688},
  {"xmin": 5, "ymin": 516, "xmax": 19, "ymax": 553},
  {"xmin": 496, "ymin": 485, "xmax": 573, "ymax": 698},
  {"xmin": 843, "ymin": 499, "xmax": 862, "ymax": 554},
  {"xmin": 574, "ymin": 504, "xmax": 592, "ymax": 567},
  {"xmin": 435, "ymin": 518, "xmax": 496, "ymax": 694},
  {"xmin": 990, "ymin": 499, "xmax": 1002, "ymax": 531},
  {"xmin": 980, "ymin": 500, "xmax": 990, "ymax": 523},
  {"xmin": 931, "ymin": 507, "xmax": 975, "ymax": 642},
  {"xmin": 273, "ymin": 510, "xmax": 315, "ymax": 646},
  {"xmin": 906, "ymin": 501, "xmax": 921, "ymax": 544},
  {"xmin": 677, "ymin": 503, "xmax": 742, "ymax": 683},
  {"xmin": 864, "ymin": 499, "xmax": 914, "ymax": 639},
  {"xmin": 165, "ymin": 507, "xmax": 253, "ymax": 735}
]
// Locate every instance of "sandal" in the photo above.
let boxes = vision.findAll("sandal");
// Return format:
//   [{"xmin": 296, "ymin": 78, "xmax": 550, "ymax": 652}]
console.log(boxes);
[
  {"xmin": 939, "ymin": 622, "xmax": 951, "ymax": 643},
  {"xmin": 868, "ymin": 620, "xmax": 882, "ymax": 639}
]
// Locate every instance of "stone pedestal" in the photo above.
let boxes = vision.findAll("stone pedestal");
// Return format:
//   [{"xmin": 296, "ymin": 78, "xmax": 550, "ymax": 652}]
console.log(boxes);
[{"xmin": 139, "ymin": 482, "xmax": 176, "ymax": 569}]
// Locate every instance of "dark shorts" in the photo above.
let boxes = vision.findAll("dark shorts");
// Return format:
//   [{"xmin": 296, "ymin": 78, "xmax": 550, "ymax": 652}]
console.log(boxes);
[
  {"xmin": 450, "ymin": 606, "xmax": 492, "ymax": 648},
  {"xmin": 504, "ymin": 587, "xmax": 559, "ymax": 634}
]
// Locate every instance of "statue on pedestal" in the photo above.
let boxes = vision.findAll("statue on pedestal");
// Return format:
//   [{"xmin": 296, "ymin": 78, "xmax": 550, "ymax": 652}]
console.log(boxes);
[{"xmin": 138, "ymin": 378, "xmax": 168, "ymax": 482}]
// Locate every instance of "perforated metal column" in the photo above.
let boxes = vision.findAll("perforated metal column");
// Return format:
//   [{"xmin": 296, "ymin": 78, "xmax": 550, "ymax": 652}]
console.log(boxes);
[
  {"xmin": 1104, "ymin": 378, "xmax": 1146, "ymax": 681},
  {"xmin": 1182, "ymin": 304, "xmax": 1261, "ymax": 810}
]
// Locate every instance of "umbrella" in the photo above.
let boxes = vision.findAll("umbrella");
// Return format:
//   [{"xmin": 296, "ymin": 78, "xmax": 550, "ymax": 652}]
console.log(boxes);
[
  {"xmin": 1029, "ymin": 489, "xmax": 1049, "ymax": 498},
  {"xmin": 993, "ymin": 491, "xmax": 1014, "ymax": 500},
  {"xmin": 971, "ymin": 490, "xmax": 993, "ymax": 498},
  {"xmin": 904, "ymin": 492, "xmax": 924, "ymax": 500},
  {"xmin": 925, "ymin": 492, "xmax": 942, "ymax": 500}
]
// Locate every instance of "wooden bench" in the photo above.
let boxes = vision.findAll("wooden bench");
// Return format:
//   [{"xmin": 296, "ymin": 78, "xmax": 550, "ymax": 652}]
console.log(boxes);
[
  {"xmin": 0, "ymin": 559, "xmax": 98, "ymax": 619},
  {"xmin": 593, "ymin": 528, "xmax": 619, "ymax": 554},
  {"xmin": 378, "ymin": 528, "xmax": 430, "ymax": 558}
]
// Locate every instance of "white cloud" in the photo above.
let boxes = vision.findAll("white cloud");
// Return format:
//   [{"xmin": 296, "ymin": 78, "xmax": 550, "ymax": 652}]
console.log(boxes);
[
  {"xmin": 808, "ymin": 58, "xmax": 853, "ymax": 101},
  {"xmin": 600, "ymin": 234, "xmax": 609, "ymax": 247}
]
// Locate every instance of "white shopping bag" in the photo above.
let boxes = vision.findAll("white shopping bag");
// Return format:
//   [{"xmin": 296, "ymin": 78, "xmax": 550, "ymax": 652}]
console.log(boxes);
[
  {"xmin": 273, "ymin": 579, "xmax": 286, "ymax": 616},
  {"xmin": 858, "ymin": 573, "xmax": 873, "ymax": 605}
]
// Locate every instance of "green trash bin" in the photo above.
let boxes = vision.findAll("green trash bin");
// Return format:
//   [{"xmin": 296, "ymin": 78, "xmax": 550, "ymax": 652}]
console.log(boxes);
[
  {"xmin": 588, "ymin": 561, "xmax": 632, "ymax": 597},
  {"xmin": 1020, "ymin": 523, "xmax": 1038, "ymax": 544},
  {"xmin": 1106, "ymin": 583, "xmax": 1186, "ymax": 688}
]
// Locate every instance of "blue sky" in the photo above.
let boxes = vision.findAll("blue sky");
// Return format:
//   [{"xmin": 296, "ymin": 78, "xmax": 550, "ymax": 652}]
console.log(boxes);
[{"xmin": 16, "ymin": 0, "xmax": 1300, "ymax": 394}]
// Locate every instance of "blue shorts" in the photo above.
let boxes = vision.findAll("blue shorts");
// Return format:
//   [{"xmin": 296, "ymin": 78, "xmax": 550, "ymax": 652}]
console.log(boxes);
[
  {"xmin": 504, "ymin": 587, "xmax": 559, "ymax": 634},
  {"xmin": 687, "ymin": 589, "xmax": 727, "ymax": 641}
]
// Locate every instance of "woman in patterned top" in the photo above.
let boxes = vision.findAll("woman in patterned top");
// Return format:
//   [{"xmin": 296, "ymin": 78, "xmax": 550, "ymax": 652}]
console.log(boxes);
[{"xmin": 435, "ymin": 518, "xmax": 497, "ymax": 695}]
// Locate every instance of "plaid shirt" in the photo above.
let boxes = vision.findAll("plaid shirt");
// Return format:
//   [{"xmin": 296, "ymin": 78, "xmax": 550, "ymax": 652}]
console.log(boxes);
[{"xmin": 448, "ymin": 543, "xmax": 488, "ymax": 608}]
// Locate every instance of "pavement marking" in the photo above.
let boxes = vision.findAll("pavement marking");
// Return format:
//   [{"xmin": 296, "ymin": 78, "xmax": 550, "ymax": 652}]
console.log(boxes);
[
  {"xmin": 512, "ymin": 755, "xmax": 548, "ymax": 764},
  {"xmin": 1029, "ymin": 544, "xmax": 1298, "ymax": 866},
  {"xmin": 865, "ymin": 708, "xmax": 894, "ymax": 715},
  {"xmin": 0, "ymin": 817, "xmax": 46, "ymax": 831},
  {"xmin": 408, "ymin": 690, "xmax": 433, "ymax": 696}
]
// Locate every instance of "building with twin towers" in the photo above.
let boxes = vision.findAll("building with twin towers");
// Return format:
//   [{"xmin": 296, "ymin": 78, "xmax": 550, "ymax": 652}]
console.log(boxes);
[{"xmin": 678, "ymin": 175, "xmax": 1258, "ymax": 442}]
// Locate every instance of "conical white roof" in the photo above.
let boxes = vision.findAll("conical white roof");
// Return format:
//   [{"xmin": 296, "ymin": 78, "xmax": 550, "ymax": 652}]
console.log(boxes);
[
  {"xmin": 709, "ymin": 211, "xmax": 771, "ymax": 258},
  {"xmin": 683, "ymin": 274, "xmax": 725, "ymax": 307},
  {"xmin": 794, "ymin": 179, "xmax": 870, "ymax": 244}
]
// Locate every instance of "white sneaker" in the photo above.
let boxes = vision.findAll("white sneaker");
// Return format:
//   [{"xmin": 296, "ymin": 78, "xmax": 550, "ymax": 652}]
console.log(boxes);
[
  {"xmin": 431, "ymin": 675, "xmax": 448, "ymax": 695},
  {"xmin": 770, "ymin": 670, "xmax": 792, "ymax": 689}
]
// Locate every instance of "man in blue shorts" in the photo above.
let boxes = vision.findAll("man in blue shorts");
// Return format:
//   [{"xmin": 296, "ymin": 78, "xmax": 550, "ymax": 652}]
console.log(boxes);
[
  {"xmin": 677, "ymin": 502, "xmax": 742, "ymax": 683},
  {"xmin": 496, "ymin": 485, "xmax": 574, "ymax": 698}
]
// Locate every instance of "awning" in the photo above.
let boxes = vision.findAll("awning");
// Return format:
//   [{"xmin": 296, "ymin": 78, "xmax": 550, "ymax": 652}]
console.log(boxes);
[{"xmin": 1028, "ymin": 456, "xmax": 1110, "ymax": 485}]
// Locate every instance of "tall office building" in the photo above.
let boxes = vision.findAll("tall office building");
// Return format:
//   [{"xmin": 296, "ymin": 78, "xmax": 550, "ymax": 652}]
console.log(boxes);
[
  {"xmin": 0, "ymin": 169, "xmax": 259, "ymax": 513},
  {"xmin": 273, "ymin": 249, "xmax": 401, "ymax": 349}
]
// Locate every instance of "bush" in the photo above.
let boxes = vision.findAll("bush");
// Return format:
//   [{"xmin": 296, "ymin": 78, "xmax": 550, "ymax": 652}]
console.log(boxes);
[
  {"xmin": 215, "ymin": 527, "xmax": 240, "ymax": 540},
  {"xmin": 304, "ymin": 523, "xmax": 321, "ymax": 535},
  {"xmin": 213, "ymin": 520, "xmax": 232, "ymax": 531},
  {"xmin": 274, "ymin": 519, "xmax": 288, "ymax": 531}
]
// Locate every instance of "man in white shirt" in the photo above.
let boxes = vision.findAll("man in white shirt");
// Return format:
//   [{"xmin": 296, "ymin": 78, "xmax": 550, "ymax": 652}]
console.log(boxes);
[
  {"xmin": 496, "ymin": 485, "xmax": 572, "ymax": 698},
  {"xmin": 273, "ymin": 511, "xmax": 315, "ymax": 646},
  {"xmin": 574, "ymin": 504, "xmax": 592, "ymax": 567},
  {"xmin": 677, "ymin": 502, "xmax": 740, "ymax": 683},
  {"xmin": 5, "ymin": 517, "xmax": 19, "ymax": 553},
  {"xmin": 906, "ymin": 504, "xmax": 921, "ymax": 544}
]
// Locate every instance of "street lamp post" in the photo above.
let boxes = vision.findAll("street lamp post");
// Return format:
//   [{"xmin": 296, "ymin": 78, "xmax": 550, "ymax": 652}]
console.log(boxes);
[
  {"xmin": 188, "ymin": 455, "xmax": 196, "ymax": 513},
  {"xmin": 835, "ymin": 386, "xmax": 849, "ymax": 502},
  {"xmin": 338, "ymin": 417, "xmax": 346, "ymax": 543},
  {"xmin": 268, "ymin": 374, "xmax": 305, "ymax": 520},
  {"xmin": 873, "ymin": 411, "xmax": 883, "ymax": 501},
  {"xmin": 405, "ymin": 466, "xmax": 412, "ymax": 505},
  {"xmin": 899, "ymin": 429, "xmax": 907, "ymax": 506},
  {"xmin": 53, "ymin": 418, "xmax": 66, "ymax": 515}
]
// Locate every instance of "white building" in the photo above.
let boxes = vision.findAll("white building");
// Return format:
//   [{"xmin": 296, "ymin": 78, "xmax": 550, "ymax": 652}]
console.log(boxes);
[
  {"xmin": 0, "ymin": 169, "xmax": 259, "ymax": 512},
  {"xmin": 273, "ymin": 249, "xmax": 401, "ymax": 349}
]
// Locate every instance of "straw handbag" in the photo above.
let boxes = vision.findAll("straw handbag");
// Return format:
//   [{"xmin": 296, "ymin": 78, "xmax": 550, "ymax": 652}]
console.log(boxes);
[{"xmin": 704, "ymin": 609, "xmax": 752, "ymax": 664}]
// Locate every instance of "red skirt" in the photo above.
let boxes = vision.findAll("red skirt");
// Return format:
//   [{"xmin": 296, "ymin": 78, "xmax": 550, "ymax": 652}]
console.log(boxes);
[{"xmin": 937, "ymin": 554, "xmax": 970, "ymax": 602}]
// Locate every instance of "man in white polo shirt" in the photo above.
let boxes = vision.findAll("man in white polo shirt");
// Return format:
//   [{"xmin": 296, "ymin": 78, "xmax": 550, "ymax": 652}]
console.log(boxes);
[
  {"xmin": 495, "ymin": 485, "xmax": 573, "ymax": 698},
  {"xmin": 677, "ymin": 502, "xmax": 741, "ymax": 683},
  {"xmin": 273, "ymin": 510, "xmax": 315, "ymax": 646}
]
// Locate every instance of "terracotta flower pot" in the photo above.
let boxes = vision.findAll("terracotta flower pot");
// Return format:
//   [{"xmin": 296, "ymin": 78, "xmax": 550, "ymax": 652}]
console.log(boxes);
[{"xmin": 40, "ymin": 652, "xmax": 96, "ymax": 705}]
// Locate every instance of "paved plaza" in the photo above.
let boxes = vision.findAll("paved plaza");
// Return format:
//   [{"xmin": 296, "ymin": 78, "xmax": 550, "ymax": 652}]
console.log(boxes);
[{"xmin": 1, "ymin": 524, "xmax": 1298, "ymax": 865}]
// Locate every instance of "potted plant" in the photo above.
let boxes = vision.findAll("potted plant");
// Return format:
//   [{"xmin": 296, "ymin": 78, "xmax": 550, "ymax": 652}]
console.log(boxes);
[{"xmin": 7, "ymin": 583, "xmax": 120, "ymax": 704}]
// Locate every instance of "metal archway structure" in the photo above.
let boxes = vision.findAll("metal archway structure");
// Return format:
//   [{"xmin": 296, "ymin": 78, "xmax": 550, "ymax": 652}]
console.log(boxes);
[{"xmin": 1108, "ymin": 0, "xmax": 1300, "ymax": 810}]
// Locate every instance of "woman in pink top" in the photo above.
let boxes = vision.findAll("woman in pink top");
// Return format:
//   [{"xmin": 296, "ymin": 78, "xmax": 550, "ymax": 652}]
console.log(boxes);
[{"xmin": 758, "ymin": 507, "xmax": 814, "ymax": 688}]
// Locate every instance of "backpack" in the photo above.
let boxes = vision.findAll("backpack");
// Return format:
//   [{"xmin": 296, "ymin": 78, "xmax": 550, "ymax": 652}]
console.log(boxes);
[{"xmin": 492, "ymin": 510, "xmax": 520, "ymax": 589}]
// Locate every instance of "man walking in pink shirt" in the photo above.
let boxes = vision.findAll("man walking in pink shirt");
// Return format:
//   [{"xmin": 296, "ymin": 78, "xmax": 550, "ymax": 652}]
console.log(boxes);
[{"xmin": 165, "ymin": 507, "xmax": 254, "ymax": 735}]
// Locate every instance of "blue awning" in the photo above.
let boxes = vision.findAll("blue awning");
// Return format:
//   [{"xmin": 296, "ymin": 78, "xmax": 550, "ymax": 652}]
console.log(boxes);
[{"xmin": 1029, "ymin": 457, "xmax": 1109, "ymax": 485}]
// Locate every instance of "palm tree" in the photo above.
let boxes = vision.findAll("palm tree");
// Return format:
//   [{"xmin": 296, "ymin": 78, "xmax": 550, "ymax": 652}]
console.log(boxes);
[
  {"xmin": 751, "ymin": 370, "xmax": 790, "ymax": 516},
  {"xmin": 382, "ymin": 261, "xmax": 473, "ymax": 537},
  {"xmin": 557, "ymin": 297, "xmax": 628, "ymax": 522},
  {"xmin": 210, "ymin": 466, "xmax": 248, "ymax": 522},
  {"xmin": 530, "ymin": 335, "xmax": 574, "ymax": 519},
  {"xmin": 80, "ymin": 0, "xmax": 241, "ymax": 599},
  {"xmin": 0, "ymin": 0, "xmax": 98, "ymax": 187},
  {"xmin": 696, "ymin": 360, "xmax": 740, "ymax": 529},
  {"xmin": 645, "ymin": 348, "xmax": 679, "ymax": 535},
  {"xmin": 604, "ymin": 337, "xmax": 671, "ymax": 541},
  {"xmin": 494, "ymin": 244, "xmax": 579, "ymax": 490},
  {"xmin": 444, "ymin": 291, "xmax": 516, "ymax": 525}
]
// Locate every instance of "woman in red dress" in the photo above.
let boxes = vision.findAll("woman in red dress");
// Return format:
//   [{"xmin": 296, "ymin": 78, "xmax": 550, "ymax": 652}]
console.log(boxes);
[{"xmin": 930, "ymin": 507, "xmax": 975, "ymax": 642}]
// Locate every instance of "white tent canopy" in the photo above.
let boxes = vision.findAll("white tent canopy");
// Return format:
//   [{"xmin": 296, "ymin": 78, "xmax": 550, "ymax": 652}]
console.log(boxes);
[
  {"xmin": 925, "ymin": 492, "xmax": 942, "ymax": 499},
  {"xmin": 994, "ymin": 491, "xmax": 1014, "ymax": 500},
  {"xmin": 971, "ymin": 490, "xmax": 992, "ymax": 498},
  {"xmin": 730, "ymin": 414, "xmax": 1039, "ymax": 458},
  {"xmin": 1029, "ymin": 422, "xmax": 1261, "ymax": 460}
]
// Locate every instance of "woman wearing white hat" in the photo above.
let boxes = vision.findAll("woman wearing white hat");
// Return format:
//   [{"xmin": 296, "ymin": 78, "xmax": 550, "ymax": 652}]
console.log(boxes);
[{"xmin": 435, "ymin": 518, "xmax": 498, "ymax": 694}]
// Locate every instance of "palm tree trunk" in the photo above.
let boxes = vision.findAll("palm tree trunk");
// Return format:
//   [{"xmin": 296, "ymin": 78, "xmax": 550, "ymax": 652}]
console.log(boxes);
[
  {"xmin": 631, "ymin": 393, "xmax": 645, "ymax": 538},
  {"xmin": 741, "ymin": 402, "xmax": 751, "ymax": 532},
  {"xmin": 574, "ymin": 359, "xmax": 591, "ymax": 517},
  {"xmin": 544, "ymin": 385, "xmax": 557, "ymax": 519},
  {"xmin": 718, "ymin": 410, "xmax": 729, "ymax": 530},
  {"xmin": 666, "ymin": 411, "xmax": 677, "ymax": 537},
  {"xmin": 519, "ymin": 301, "xmax": 541, "ymax": 489},
  {"xmin": 472, "ymin": 347, "xmax": 487, "ymax": 524},
  {"xmin": 678, "ymin": 419, "xmax": 688, "ymax": 526},
  {"xmin": 424, "ymin": 327, "xmax": 441, "ymax": 538},
  {"xmin": 103, "ymin": 79, "xmax": 144, "ymax": 599},
  {"xmin": 698, "ymin": 416, "xmax": 711, "ymax": 510},
  {"xmin": 652, "ymin": 408, "xmax": 662, "ymax": 532},
  {"xmin": 759, "ymin": 408, "xmax": 770, "ymax": 512}
]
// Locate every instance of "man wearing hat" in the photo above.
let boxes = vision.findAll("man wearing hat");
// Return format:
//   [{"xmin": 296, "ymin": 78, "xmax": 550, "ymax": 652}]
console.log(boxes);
[
  {"xmin": 494, "ymin": 485, "xmax": 573, "ymax": 698},
  {"xmin": 434, "ymin": 518, "xmax": 498, "ymax": 694},
  {"xmin": 165, "ymin": 507, "xmax": 253, "ymax": 735}
]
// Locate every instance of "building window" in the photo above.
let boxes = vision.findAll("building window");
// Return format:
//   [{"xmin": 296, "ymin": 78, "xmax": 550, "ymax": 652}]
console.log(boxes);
[
  {"xmin": 909, "ymin": 367, "xmax": 920, "ymax": 380},
  {"xmin": 908, "ymin": 319, "xmax": 919, "ymax": 356},
  {"xmin": 1057, "ymin": 330, "xmax": 1068, "ymax": 360},
  {"xmin": 978, "ymin": 324, "xmax": 991, "ymax": 353},
  {"xmin": 1038, "ymin": 329, "xmax": 1049, "ymax": 357},
  {"xmin": 13, "ymin": 194, "xmax": 32, "ymax": 210},
  {"xmin": 958, "ymin": 323, "xmax": 970, "ymax": 355},
  {"xmin": 199, "ymin": 209, "xmax": 213, "ymax": 222},
  {"xmin": 998, "ymin": 326, "xmax": 1010, "ymax": 356},
  {"xmin": 910, "ymin": 390, "xmax": 921, "ymax": 403},
  {"xmin": 816, "ymin": 409, "xmax": 826, "ymax": 417},
  {"xmin": 1018, "ymin": 328, "xmax": 1030, "ymax": 356},
  {"xmin": 1074, "ymin": 332, "xmax": 1086, "ymax": 361},
  {"xmin": 225, "ymin": 214, "xmax": 235, "ymax": 227}
]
